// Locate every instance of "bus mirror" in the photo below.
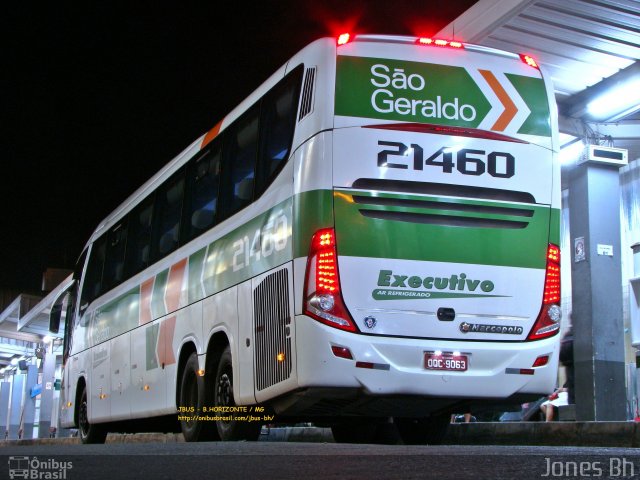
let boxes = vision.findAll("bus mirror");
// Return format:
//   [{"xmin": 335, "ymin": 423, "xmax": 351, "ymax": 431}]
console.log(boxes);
[
  {"xmin": 49, "ymin": 302, "xmax": 62, "ymax": 334},
  {"xmin": 49, "ymin": 278, "xmax": 76, "ymax": 334}
]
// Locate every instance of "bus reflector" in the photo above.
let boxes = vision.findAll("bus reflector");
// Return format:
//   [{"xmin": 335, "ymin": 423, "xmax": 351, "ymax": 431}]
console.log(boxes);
[
  {"xmin": 527, "ymin": 244, "xmax": 561, "ymax": 341},
  {"xmin": 331, "ymin": 345, "xmax": 353, "ymax": 360},
  {"xmin": 520, "ymin": 54, "xmax": 539, "ymax": 69},
  {"xmin": 304, "ymin": 228, "xmax": 358, "ymax": 332},
  {"xmin": 416, "ymin": 37, "xmax": 464, "ymax": 49},
  {"xmin": 337, "ymin": 33, "xmax": 351, "ymax": 46},
  {"xmin": 532, "ymin": 355, "xmax": 549, "ymax": 367}
]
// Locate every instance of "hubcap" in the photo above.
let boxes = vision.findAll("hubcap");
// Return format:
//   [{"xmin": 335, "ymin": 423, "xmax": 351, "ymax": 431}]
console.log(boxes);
[{"xmin": 216, "ymin": 371, "xmax": 233, "ymax": 424}]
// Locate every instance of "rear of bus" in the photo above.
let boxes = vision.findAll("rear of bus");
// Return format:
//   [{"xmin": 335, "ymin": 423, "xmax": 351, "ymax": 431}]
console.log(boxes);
[{"xmin": 294, "ymin": 35, "xmax": 561, "ymax": 417}]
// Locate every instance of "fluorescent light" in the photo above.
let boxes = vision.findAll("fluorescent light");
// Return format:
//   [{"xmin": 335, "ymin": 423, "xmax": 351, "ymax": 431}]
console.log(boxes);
[
  {"xmin": 560, "ymin": 139, "xmax": 584, "ymax": 165},
  {"xmin": 587, "ymin": 78, "xmax": 640, "ymax": 120}
]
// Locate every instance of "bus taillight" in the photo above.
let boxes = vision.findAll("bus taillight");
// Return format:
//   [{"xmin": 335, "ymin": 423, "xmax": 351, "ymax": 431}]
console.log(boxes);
[
  {"xmin": 304, "ymin": 228, "xmax": 358, "ymax": 332},
  {"xmin": 527, "ymin": 244, "xmax": 561, "ymax": 341}
]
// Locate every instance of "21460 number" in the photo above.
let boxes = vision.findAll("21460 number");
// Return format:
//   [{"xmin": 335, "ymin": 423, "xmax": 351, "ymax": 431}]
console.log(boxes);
[{"xmin": 378, "ymin": 140, "xmax": 515, "ymax": 178}]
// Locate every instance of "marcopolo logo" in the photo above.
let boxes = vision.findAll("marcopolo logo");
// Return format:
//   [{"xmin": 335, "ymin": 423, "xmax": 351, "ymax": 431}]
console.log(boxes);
[
  {"xmin": 369, "ymin": 63, "xmax": 477, "ymax": 121},
  {"xmin": 460, "ymin": 321, "xmax": 523, "ymax": 335},
  {"xmin": 372, "ymin": 269, "xmax": 505, "ymax": 301}
]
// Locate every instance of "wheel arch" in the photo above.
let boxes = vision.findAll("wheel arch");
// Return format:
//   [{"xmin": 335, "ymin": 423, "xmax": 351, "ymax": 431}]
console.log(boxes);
[
  {"xmin": 74, "ymin": 376, "xmax": 87, "ymax": 428},
  {"xmin": 205, "ymin": 330, "xmax": 230, "ymax": 378},
  {"xmin": 175, "ymin": 341, "xmax": 198, "ymax": 409}
]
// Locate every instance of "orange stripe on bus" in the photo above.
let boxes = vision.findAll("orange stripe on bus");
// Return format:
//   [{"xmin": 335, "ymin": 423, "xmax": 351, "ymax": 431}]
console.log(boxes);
[
  {"xmin": 478, "ymin": 70, "xmax": 517, "ymax": 132},
  {"xmin": 165, "ymin": 258, "xmax": 187, "ymax": 312},
  {"xmin": 157, "ymin": 315, "xmax": 177, "ymax": 366},
  {"xmin": 201, "ymin": 119, "xmax": 223, "ymax": 149},
  {"xmin": 139, "ymin": 278, "xmax": 154, "ymax": 326}
]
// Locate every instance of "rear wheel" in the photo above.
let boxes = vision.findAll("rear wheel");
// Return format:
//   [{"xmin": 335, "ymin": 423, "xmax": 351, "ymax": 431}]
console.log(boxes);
[
  {"xmin": 394, "ymin": 414, "xmax": 450, "ymax": 445},
  {"xmin": 214, "ymin": 346, "xmax": 261, "ymax": 441},
  {"xmin": 78, "ymin": 386, "xmax": 107, "ymax": 444},
  {"xmin": 179, "ymin": 352, "xmax": 218, "ymax": 441}
]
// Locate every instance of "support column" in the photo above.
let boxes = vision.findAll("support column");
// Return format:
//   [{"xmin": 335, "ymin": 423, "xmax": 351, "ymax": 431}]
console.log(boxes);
[
  {"xmin": 0, "ymin": 382, "xmax": 10, "ymax": 438},
  {"xmin": 8, "ymin": 374, "xmax": 24, "ymax": 439},
  {"xmin": 22, "ymin": 364, "xmax": 38, "ymax": 439},
  {"xmin": 38, "ymin": 346, "xmax": 57, "ymax": 438},
  {"xmin": 569, "ymin": 161, "xmax": 627, "ymax": 421}
]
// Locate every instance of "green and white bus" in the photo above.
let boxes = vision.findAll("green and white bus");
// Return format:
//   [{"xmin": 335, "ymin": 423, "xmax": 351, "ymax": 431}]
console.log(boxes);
[{"xmin": 50, "ymin": 34, "xmax": 561, "ymax": 444}]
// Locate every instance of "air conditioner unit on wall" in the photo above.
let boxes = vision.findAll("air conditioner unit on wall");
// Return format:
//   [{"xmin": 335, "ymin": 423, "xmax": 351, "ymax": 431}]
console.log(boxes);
[{"xmin": 578, "ymin": 145, "xmax": 628, "ymax": 166}]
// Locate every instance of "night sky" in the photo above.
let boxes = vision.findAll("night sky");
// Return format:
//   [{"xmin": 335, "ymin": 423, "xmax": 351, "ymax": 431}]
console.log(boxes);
[{"xmin": 3, "ymin": 1, "xmax": 477, "ymax": 292}]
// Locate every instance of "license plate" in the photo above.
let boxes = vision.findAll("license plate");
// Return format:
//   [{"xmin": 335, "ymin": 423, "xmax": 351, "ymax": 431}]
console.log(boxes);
[{"xmin": 424, "ymin": 353, "xmax": 468, "ymax": 372}]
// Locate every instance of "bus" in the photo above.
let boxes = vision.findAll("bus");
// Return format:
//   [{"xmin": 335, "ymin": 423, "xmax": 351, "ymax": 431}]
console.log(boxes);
[{"xmin": 50, "ymin": 33, "xmax": 561, "ymax": 445}]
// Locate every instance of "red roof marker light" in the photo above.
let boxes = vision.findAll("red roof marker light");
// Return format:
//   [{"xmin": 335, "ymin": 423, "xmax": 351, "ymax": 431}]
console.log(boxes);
[
  {"xmin": 416, "ymin": 37, "xmax": 464, "ymax": 49},
  {"xmin": 337, "ymin": 33, "xmax": 351, "ymax": 46},
  {"xmin": 520, "ymin": 54, "xmax": 539, "ymax": 69}
]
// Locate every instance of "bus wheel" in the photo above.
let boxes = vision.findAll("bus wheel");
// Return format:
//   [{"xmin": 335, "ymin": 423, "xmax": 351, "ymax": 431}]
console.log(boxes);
[
  {"xmin": 214, "ymin": 346, "xmax": 261, "ymax": 441},
  {"xmin": 179, "ymin": 352, "xmax": 217, "ymax": 442},
  {"xmin": 78, "ymin": 386, "xmax": 107, "ymax": 444},
  {"xmin": 394, "ymin": 414, "xmax": 450, "ymax": 445}
]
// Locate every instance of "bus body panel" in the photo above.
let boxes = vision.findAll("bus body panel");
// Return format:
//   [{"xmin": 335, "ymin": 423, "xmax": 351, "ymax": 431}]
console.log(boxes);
[
  {"xmin": 328, "ymin": 43, "xmax": 557, "ymax": 344},
  {"xmin": 110, "ymin": 332, "xmax": 131, "ymax": 421},
  {"xmin": 294, "ymin": 314, "xmax": 559, "ymax": 400},
  {"xmin": 252, "ymin": 264, "xmax": 299, "ymax": 404},
  {"xmin": 90, "ymin": 342, "xmax": 110, "ymax": 423}
]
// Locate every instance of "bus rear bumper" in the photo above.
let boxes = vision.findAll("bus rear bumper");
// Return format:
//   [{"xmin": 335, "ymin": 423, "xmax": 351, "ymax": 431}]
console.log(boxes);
[{"xmin": 294, "ymin": 314, "xmax": 560, "ymax": 403}]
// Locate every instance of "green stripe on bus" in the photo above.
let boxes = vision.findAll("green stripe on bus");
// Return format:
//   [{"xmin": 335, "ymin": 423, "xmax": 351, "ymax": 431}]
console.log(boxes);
[
  {"xmin": 334, "ymin": 190, "xmax": 556, "ymax": 269},
  {"xmin": 505, "ymin": 74, "xmax": 551, "ymax": 137},
  {"xmin": 201, "ymin": 198, "xmax": 293, "ymax": 297},
  {"xmin": 188, "ymin": 248, "xmax": 206, "ymax": 304},
  {"xmin": 146, "ymin": 322, "xmax": 160, "ymax": 371},
  {"xmin": 293, "ymin": 189, "xmax": 334, "ymax": 258},
  {"xmin": 152, "ymin": 269, "xmax": 168, "ymax": 319},
  {"xmin": 93, "ymin": 287, "xmax": 139, "ymax": 344}
]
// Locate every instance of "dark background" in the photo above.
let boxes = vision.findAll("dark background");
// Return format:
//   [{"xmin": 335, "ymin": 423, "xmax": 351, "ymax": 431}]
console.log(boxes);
[{"xmin": 3, "ymin": 1, "xmax": 476, "ymax": 292}]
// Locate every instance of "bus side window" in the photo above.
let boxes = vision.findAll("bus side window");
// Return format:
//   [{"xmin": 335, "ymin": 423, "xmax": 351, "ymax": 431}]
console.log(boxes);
[
  {"xmin": 80, "ymin": 237, "xmax": 106, "ymax": 308},
  {"xmin": 125, "ymin": 197, "xmax": 154, "ymax": 278},
  {"xmin": 103, "ymin": 219, "xmax": 128, "ymax": 290},
  {"xmin": 151, "ymin": 171, "xmax": 185, "ymax": 260},
  {"xmin": 183, "ymin": 142, "xmax": 221, "ymax": 242},
  {"xmin": 219, "ymin": 106, "xmax": 259, "ymax": 221},
  {"xmin": 255, "ymin": 66, "xmax": 302, "ymax": 196}
]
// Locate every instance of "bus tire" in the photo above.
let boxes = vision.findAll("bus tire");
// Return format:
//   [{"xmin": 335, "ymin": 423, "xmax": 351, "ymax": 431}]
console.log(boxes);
[
  {"xmin": 394, "ymin": 414, "xmax": 450, "ymax": 445},
  {"xmin": 179, "ymin": 352, "xmax": 218, "ymax": 442},
  {"xmin": 213, "ymin": 346, "xmax": 261, "ymax": 441},
  {"xmin": 78, "ymin": 386, "xmax": 107, "ymax": 444}
]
